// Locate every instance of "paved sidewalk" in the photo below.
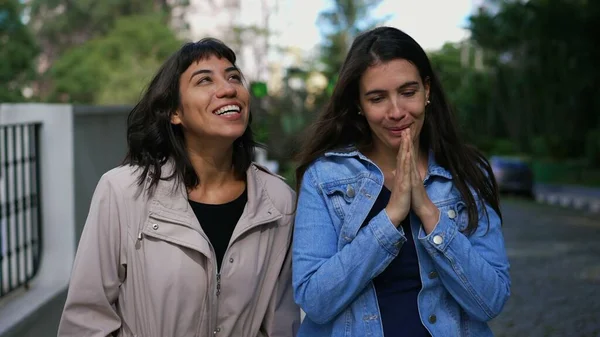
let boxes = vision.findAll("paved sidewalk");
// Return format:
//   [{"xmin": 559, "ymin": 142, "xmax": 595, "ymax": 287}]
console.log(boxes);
[{"xmin": 1, "ymin": 290, "xmax": 65, "ymax": 337}]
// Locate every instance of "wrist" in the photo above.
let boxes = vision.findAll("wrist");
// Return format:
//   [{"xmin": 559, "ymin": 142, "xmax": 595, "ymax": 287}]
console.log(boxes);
[
  {"xmin": 418, "ymin": 202, "xmax": 440, "ymax": 231},
  {"xmin": 384, "ymin": 207, "xmax": 405, "ymax": 227}
]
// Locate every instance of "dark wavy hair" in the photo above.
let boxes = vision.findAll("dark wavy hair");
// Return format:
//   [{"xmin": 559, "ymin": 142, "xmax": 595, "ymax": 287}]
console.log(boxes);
[
  {"xmin": 123, "ymin": 38, "xmax": 257, "ymax": 192},
  {"xmin": 295, "ymin": 26, "xmax": 501, "ymax": 234}
]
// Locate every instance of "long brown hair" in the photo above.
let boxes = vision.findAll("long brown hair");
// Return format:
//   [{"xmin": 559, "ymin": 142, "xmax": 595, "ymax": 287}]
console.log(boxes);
[{"xmin": 295, "ymin": 26, "xmax": 501, "ymax": 234}]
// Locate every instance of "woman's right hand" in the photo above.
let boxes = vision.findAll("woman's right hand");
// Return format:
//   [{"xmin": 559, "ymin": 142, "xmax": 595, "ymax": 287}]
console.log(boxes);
[{"xmin": 384, "ymin": 129, "xmax": 412, "ymax": 227}]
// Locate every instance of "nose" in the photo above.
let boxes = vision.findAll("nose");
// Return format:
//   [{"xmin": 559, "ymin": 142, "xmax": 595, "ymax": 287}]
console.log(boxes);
[
  {"xmin": 388, "ymin": 99, "xmax": 406, "ymax": 120},
  {"xmin": 215, "ymin": 80, "xmax": 237, "ymax": 98}
]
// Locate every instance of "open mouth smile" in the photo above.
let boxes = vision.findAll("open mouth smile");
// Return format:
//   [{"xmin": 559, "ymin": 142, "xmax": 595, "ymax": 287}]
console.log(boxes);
[{"xmin": 213, "ymin": 104, "xmax": 241, "ymax": 116}]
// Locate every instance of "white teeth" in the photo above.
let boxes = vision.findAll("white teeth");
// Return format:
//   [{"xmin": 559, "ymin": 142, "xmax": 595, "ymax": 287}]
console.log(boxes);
[{"xmin": 214, "ymin": 105, "xmax": 241, "ymax": 115}]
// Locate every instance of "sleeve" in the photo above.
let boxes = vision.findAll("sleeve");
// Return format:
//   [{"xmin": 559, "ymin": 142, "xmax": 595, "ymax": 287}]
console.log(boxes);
[
  {"xmin": 259, "ymin": 237, "xmax": 301, "ymax": 337},
  {"xmin": 292, "ymin": 166, "xmax": 406, "ymax": 324},
  {"xmin": 57, "ymin": 174, "xmax": 126, "ymax": 336},
  {"xmin": 417, "ymin": 199, "xmax": 511, "ymax": 321}
]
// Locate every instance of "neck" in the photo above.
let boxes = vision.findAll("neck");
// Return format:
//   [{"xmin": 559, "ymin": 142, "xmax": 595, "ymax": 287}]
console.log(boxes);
[{"xmin": 186, "ymin": 139, "xmax": 238, "ymax": 191}]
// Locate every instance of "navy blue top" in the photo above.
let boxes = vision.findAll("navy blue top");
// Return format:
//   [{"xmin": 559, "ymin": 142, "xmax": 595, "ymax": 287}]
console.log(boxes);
[{"xmin": 362, "ymin": 186, "xmax": 431, "ymax": 337}]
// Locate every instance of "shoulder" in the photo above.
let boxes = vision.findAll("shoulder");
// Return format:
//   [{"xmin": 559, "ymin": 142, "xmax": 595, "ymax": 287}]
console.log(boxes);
[
  {"xmin": 305, "ymin": 154, "xmax": 369, "ymax": 184},
  {"xmin": 251, "ymin": 163, "xmax": 295, "ymax": 212},
  {"xmin": 95, "ymin": 164, "xmax": 146, "ymax": 201},
  {"xmin": 100, "ymin": 164, "xmax": 142, "ymax": 187}
]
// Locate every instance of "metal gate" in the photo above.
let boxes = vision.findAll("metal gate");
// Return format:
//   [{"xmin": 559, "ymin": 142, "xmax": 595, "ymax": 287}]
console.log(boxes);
[{"xmin": 0, "ymin": 123, "xmax": 42, "ymax": 298}]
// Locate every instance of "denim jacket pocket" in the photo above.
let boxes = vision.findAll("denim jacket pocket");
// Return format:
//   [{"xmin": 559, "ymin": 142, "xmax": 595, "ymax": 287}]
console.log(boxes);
[{"xmin": 321, "ymin": 180, "xmax": 359, "ymax": 220}]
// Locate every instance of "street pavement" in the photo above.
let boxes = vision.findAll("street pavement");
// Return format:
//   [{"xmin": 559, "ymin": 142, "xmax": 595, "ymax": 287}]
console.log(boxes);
[
  {"xmin": 3, "ymin": 198, "xmax": 600, "ymax": 337},
  {"xmin": 490, "ymin": 197, "xmax": 600, "ymax": 337}
]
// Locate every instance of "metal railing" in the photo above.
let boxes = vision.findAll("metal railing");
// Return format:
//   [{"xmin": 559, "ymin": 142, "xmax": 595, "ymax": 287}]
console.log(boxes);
[{"xmin": 0, "ymin": 123, "xmax": 42, "ymax": 298}]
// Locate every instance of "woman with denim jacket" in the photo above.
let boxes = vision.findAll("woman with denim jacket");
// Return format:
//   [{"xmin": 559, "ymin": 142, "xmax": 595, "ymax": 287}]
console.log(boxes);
[{"xmin": 292, "ymin": 26, "xmax": 510, "ymax": 337}]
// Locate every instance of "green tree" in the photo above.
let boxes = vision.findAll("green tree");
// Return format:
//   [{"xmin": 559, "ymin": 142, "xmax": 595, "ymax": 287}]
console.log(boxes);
[
  {"xmin": 318, "ymin": 0, "xmax": 387, "ymax": 79},
  {"xmin": 26, "ymin": 0, "xmax": 188, "ymax": 99},
  {"xmin": 429, "ymin": 43, "xmax": 501, "ymax": 153},
  {"xmin": 468, "ymin": 0, "xmax": 600, "ymax": 163},
  {"xmin": 49, "ymin": 13, "xmax": 182, "ymax": 104},
  {"xmin": 0, "ymin": 0, "xmax": 39, "ymax": 102}
]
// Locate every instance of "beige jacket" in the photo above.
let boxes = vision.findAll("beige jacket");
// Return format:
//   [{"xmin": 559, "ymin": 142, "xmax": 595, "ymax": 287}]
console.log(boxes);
[{"xmin": 58, "ymin": 162, "xmax": 300, "ymax": 337}]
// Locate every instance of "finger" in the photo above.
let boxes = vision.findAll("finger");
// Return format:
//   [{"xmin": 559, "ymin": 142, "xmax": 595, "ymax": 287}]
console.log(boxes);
[
  {"xmin": 405, "ymin": 133, "xmax": 420, "ymax": 184},
  {"xmin": 398, "ymin": 130, "xmax": 406, "ymax": 172},
  {"xmin": 397, "ymin": 130, "xmax": 407, "ymax": 167},
  {"xmin": 403, "ymin": 136, "xmax": 412, "ymax": 186},
  {"xmin": 410, "ymin": 141, "xmax": 421, "ymax": 183}
]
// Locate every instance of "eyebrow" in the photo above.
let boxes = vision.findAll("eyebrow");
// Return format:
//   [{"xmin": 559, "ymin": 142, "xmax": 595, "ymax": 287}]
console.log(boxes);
[
  {"xmin": 189, "ymin": 66, "xmax": 240, "ymax": 82},
  {"xmin": 364, "ymin": 81, "xmax": 420, "ymax": 96}
]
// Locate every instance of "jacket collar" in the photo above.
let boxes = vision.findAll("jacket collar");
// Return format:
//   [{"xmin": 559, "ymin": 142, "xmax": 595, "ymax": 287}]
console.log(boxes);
[
  {"xmin": 324, "ymin": 145, "xmax": 453, "ymax": 180},
  {"xmin": 145, "ymin": 160, "xmax": 282, "ymax": 233}
]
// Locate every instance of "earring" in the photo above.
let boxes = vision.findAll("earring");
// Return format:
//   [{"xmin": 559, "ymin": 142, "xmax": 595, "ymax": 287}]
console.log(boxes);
[
  {"xmin": 357, "ymin": 109, "xmax": 362, "ymax": 115},
  {"xmin": 426, "ymin": 99, "xmax": 431, "ymax": 106}
]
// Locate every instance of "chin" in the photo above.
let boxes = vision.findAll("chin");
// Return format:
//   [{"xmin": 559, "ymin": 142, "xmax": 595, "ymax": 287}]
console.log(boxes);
[
  {"xmin": 386, "ymin": 138, "xmax": 402, "ymax": 150},
  {"xmin": 221, "ymin": 127, "xmax": 248, "ymax": 140}
]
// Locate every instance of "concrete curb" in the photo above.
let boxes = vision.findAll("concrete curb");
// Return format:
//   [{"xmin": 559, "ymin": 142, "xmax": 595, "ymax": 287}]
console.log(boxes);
[{"xmin": 535, "ymin": 192, "xmax": 600, "ymax": 213}]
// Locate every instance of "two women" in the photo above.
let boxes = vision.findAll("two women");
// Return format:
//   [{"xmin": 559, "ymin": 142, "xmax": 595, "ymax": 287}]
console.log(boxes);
[
  {"xmin": 59, "ymin": 26, "xmax": 510, "ymax": 337},
  {"xmin": 292, "ymin": 27, "xmax": 511, "ymax": 336},
  {"xmin": 58, "ymin": 38, "xmax": 300, "ymax": 337}
]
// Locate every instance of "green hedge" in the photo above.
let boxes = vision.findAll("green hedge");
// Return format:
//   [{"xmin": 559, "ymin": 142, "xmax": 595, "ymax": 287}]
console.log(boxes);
[{"xmin": 531, "ymin": 160, "xmax": 600, "ymax": 187}]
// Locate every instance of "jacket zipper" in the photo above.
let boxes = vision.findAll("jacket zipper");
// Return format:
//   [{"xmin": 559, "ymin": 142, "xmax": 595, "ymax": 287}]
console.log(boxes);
[
  {"xmin": 201, "ymin": 215, "xmax": 281, "ymax": 336},
  {"xmin": 139, "ymin": 228, "xmax": 219, "ymax": 336},
  {"xmin": 145, "ymin": 210, "xmax": 282, "ymax": 335},
  {"xmin": 216, "ymin": 273, "xmax": 221, "ymax": 297},
  {"xmin": 193, "ymin": 229, "xmax": 219, "ymax": 337}
]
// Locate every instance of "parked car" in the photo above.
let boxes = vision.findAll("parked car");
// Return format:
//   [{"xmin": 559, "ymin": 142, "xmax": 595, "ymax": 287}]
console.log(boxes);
[{"xmin": 490, "ymin": 155, "xmax": 535, "ymax": 198}]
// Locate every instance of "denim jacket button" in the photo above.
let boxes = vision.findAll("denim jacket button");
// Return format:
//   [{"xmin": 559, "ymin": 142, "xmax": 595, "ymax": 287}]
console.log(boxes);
[
  {"xmin": 433, "ymin": 235, "xmax": 443, "ymax": 245},
  {"xmin": 447, "ymin": 209, "xmax": 456, "ymax": 219},
  {"xmin": 428, "ymin": 315, "xmax": 437, "ymax": 324},
  {"xmin": 428, "ymin": 271, "xmax": 438, "ymax": 279},
  {"xmin": 346, "ymin": 185, "xmax": 355, "ymax": 198}
]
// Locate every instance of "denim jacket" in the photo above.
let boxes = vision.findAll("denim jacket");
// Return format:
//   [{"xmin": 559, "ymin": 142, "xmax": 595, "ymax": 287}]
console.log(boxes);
[{"xmin": 292, "ymin": 146, "xmax": 510, "ymax": 337}]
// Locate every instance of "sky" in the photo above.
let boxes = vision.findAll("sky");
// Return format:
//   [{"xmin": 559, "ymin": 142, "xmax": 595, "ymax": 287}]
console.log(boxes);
[{"xmin": 274, "ymin": 0, "xmax": 475, "ymax": 53}]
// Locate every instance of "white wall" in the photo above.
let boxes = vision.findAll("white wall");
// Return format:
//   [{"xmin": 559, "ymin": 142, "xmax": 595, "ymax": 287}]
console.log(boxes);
[{"xmin": 0, "ymin": 104, "xmax": 75, "ymax": 335}]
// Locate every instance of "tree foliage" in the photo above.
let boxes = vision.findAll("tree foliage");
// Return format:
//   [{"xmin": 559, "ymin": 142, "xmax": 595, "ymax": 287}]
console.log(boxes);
[
  {"xmin": 317, "ymin": 0, "xmax": 387, "ymax": 79},
  {"xmin": 49, "ymin": 13, "xmax": 182, "ymax": 104},
  {"xmin": 0, "ymin": 0, "xmax": 39, "ymax": 102},
  {"xmin": 26, "ymin": 0, "xmax": 188, "ymax": 100},
  {"xmin": 465, "ymin": 0, "xmax": 600, "ymax": 164}
]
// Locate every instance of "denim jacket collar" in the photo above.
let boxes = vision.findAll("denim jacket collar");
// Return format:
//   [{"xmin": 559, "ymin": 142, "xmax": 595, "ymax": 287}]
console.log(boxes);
[{"xmin": 324, "ymin": 145, "xmax": 453, "ymax": 180}]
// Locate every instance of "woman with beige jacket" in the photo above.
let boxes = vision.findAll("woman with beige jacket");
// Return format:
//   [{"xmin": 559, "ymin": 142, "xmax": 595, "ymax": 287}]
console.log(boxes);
[{"xmin": 58, "ymin": 38, "xmax": 300, "ymax": 337}]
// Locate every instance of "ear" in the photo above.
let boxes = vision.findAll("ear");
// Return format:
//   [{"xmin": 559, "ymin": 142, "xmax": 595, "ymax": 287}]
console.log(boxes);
[
  {"xmin": 423, "ymin": 77, "xmax": 431, "ymax": 102},
  {"xmin": 171, "ymin": 109, "xmax": 182, "ymax": 125}
]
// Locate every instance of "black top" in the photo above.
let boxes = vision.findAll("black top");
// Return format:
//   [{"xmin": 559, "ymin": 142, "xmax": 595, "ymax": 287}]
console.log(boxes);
[
  {"xmin": 189, "ymin": 189, "xmax": 247, "ymax": 271},
  {"xmin": 362, "ymin": 186, "xmax": 431, "ymax": 337}
]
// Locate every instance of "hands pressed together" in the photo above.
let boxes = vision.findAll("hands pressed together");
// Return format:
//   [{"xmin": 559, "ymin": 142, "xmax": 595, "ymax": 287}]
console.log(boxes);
[{"xmin": 384, "ymin": 128, "xmax": 440, "ymax": 234}]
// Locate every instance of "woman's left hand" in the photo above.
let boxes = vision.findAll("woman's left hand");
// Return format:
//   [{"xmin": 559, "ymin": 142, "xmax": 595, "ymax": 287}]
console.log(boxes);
[{"xmin": 408, "ymin": 134, "xmax": 440, "ymax": 234}]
